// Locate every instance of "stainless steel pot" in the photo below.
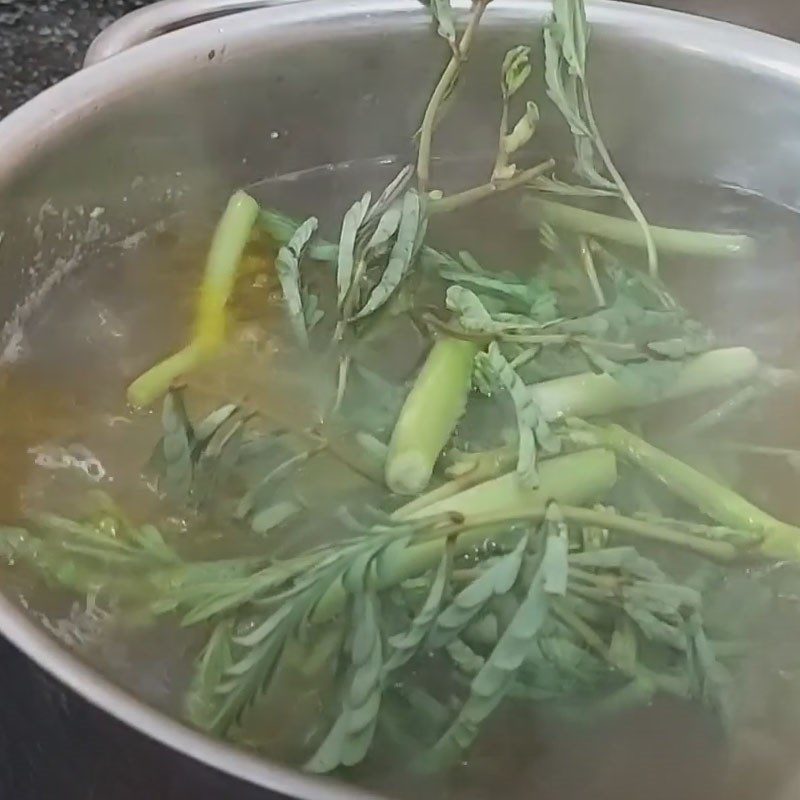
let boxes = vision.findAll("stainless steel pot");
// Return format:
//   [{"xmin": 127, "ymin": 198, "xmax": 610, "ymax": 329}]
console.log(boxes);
[{"xmin": 2, "ymin": 1, "xmax": 800, "ymax": 796}]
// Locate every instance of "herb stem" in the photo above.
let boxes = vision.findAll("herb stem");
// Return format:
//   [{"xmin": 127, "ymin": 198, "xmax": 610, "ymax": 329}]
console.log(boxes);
[
  {"xmin": 392, "ymin": 445, "xmax": 516, "ymax": 520},
  {"xmin": 579, "ymin": 81, "xmax": 659, "ymax": 276},
  {"xmin": 570, "ymin": 421, "xmax": 800, "ymax": 560},
  {"xmin": 579, "ymin": 235, "xmax": 605, "ymax": 306},
  {"xmin": 523, "ymin": 197, "xmax": 756, "ymax": 260},
  {"xmin": 428, "ymin": 159, "xmax": 555, "ymax": 215},
  {"xmin": 417, "ymin": 0, "xmax": 490, "ymax": 193}
]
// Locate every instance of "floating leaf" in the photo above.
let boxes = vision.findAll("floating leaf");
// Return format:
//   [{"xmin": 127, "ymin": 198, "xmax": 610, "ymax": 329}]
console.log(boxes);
[
  {"xmin": 353, "ymin": 190, "xmax": 422, "ymax": 320},
  {"xmin": 337, "ymin": 192, "xmax": 372, "ymax": 307},
  {"xmin": 275, "ymin": 216, "xmax": 318, "ymax": 346},
  {"xmin": 476, "ymin": 342, "xmax": 561, "ymax": 487},
  {"xmin": 161, "ymin": 389, "xmax": 194, "ymax": 504},
  {"xmin": 425, "ymin": 536, "xmax": 554, "ymax": 766},
  {"xmin": 307, "ymin": 590, "xmax": 384, "ymax": 772},
  {"xmin": 427, "ymin": 533, "xmax": 527, "ymax": 648},
  {"xmin": 385, "ymin": 550, "xmax": 450, "ymax": 671}
]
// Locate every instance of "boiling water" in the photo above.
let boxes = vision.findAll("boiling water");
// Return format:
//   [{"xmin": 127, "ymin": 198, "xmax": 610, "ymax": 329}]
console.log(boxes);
[{"xmin": 3, "ymin": 157, "xmax": 800, "ymax": 800}]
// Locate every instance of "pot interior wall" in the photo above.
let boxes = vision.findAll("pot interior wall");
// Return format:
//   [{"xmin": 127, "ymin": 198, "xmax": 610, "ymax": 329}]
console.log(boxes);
[{"xmin": 1, "ymin": 3, "xmax": 800, "ymax": 339}]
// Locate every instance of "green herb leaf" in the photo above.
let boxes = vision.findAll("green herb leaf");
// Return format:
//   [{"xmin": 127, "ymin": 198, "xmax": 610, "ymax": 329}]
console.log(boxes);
[
  {"xmin": 337, "ymin": 192, "xmax": 372, "ymax": 307},
  {"xmin": 161, "ymin": 389, "xmax": 194, "ymax": 504},
  {"xmin": 476, "ymin": 342, "xmax": 561, "ymax": 488},
  {"xmin": 307, "ymin": 589, "xmax": 384, "ymax": 772},
  {"xmin": 502, "ymin": 45, "xmax": 532, "ymax": 97},
  {"xmin": 275, "ymin": 216, "xmax": 319, "ymax": 347},
  {"xmin": 385, "ymin": 550, "xmax": 450, "ymax": 671},
  {"xmin": 429, "ymin": 0, "xmax": 457, "ymax": 48},
  {"xmin": 504, "ymin": 101, "xmax": 540, "ymax": 156},
  {"xmin": 427, "ymin": 533, "xmax": 528, "ymax": 648},
  {"xmin": 425, "ymin": 526, "xmax": 560, "ymax": 766},
  {"xmin": 353, "ymin": 190, "xmax": 423, "ymax": 320}
]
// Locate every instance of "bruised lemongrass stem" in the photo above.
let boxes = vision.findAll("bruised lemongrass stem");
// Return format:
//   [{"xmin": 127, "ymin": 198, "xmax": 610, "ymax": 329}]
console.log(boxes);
[
  {"xmin": 417, "ymin": 0, "xmax": 490, "ymax": 193},
  {"xmin": 391, "ymin": 445, "xmax": 517, "ymax": 520},
  {"xmin": 313, "ymin": 448, "xmax": 618, "ymax": 623},
  {"xmin": 312, "ymin": 454, "xmax": 746, "ymax": 625},
  {"xmin": 385, "ymin": 336, "xmax": 480, "ymax": 495},
  {"xmin": 570, "ymin": 421, "xmax": 800, "ymax": 560},
  {"xmin": 529, "ymin": 347, "xmax": 759, "ymax": 421},
  {"xmin": 523, "ymin": 197, "xmax": 756, "ymax": 260},
  {"xmin": 127, "ymin": 191, "xmax": 260, "ymax": 407},
  {"xmin": 428, "ymin": 159, "xmax": 555, "ymax": 215}
]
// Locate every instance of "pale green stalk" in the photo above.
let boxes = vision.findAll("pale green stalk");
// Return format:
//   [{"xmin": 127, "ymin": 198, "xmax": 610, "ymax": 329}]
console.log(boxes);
[
  {"xmin": 392, "ymin": 445, "xmax": 516, "ymax": 520},
  {"xmin": 313, "ymin": 447, "xmax": 618, "ymax": 623},
  {"xmin": 529, "ymin": 347, "xmax": 758, "ymax": 420},
  {"xmin": 427, "ymin": 159, "xmax": 555, "ymax": 215},
  {"xmin": 385, "ymin": 336, "xmax": 480, "ymax": 494},
  {"xmin": 523, "ymin": 197, "xmax": 756, "ymax": 260},
  {"xmin": 578, "ymin": 82, "xmax": 659, "ymax": 276},
  {"xmin": 571, "ymin": 422, "xmax": 800, "ymax": 560},
  {"xmin": 397, "ymin": 448, "xmax": 615, "ymax": 521},
  {"xmin": 127, "ymin": 191, "xmax": 260, "ymax": 407}
]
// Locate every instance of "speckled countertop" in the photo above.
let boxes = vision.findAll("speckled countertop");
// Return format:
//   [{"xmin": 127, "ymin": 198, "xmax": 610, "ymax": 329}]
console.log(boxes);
[{"xmin": 0, "ymin": 0, "xmax": 147, "ymax": 115}]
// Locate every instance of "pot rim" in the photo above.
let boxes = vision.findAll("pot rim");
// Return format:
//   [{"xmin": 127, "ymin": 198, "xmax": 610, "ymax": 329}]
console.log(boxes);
[{"xmin": 2, "ymin": 1, "xmax": 800, "ymax": 796}]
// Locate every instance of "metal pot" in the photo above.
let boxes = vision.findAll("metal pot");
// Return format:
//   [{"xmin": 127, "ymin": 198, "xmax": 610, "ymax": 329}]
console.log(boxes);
[{"xmin": 2, "ymin": 1, "xmax": 800, "ymax": 796}]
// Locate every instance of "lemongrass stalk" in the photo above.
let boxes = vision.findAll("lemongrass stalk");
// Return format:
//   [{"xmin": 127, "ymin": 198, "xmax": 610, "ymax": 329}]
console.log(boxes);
[
  {"xmin": 313, "ymin": 448, "xmax": 618, "ymax": 623},
  {"xmin": 417, "ymin": 0, "xmax": 490, "ymax": 193},
  {"xmin": 522, "ymin": 197, "xmax": 756, "ymax": 260},
  {"xmin": 385, "ymin": 336, "xmax": 480, "ymax": 495},
  {"xmin": 397, "ymin": 447, "xmax": 614, "ymax": 521},
  {"xmin": 529, "ymin": 347, "xmax": 758, "ymax": 421},
  {"xmin": 392, "ymin": 445, "xmax": 516, "ymax": 520},
  {"xmin": 571, "ymin": 422, "xmax": 800, "ymax": 560},
  {"xmin": 127, "ymin": 191, "xmax": 260, "ymax": 407}
]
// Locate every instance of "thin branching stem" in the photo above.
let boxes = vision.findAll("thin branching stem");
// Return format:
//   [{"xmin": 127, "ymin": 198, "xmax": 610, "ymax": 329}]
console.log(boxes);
[
  {"xmin": 579, "ymin": 81, "xmax": 659, "ymax": 277},
  {"xmin": 417, "ymin": 0, "xmax": 491, "ymax": 193},
  {"xmin": 428, "ymin": 159, "xmax": 555, "ymax": 214}
]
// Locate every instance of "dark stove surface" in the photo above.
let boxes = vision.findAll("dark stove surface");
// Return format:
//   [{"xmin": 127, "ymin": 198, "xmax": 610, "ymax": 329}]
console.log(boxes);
[{"xmin": 0, "ymin": 637, "xmax": 276, "ymax": 799}]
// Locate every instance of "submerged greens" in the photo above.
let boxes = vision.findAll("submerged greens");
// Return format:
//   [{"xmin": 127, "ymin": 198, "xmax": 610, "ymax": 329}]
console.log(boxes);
[{"xmin": 8, "ymin": 0, "xmax": 800, "ymax": 786}]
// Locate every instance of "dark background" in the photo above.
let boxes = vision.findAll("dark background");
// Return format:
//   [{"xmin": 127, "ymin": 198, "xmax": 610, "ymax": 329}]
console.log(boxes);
[{"xmin": 1, "ymin": 0, "xmax": 800, "ymax": 798}]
